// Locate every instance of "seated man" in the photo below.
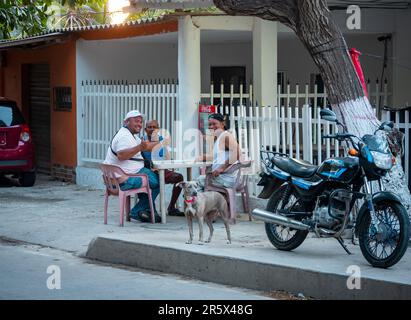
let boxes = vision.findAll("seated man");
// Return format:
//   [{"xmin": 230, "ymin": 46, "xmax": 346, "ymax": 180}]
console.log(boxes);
[
  {"xmin": 142, "ymin": 120, "xmax": 184, "ymax": 217},
  {"xmin": 104, "ymin": 110, "xmax": 161, "ymax": 223},
  {"xmin": 197, "ymin": 113, "xmax": 240, "ymax": 189}
]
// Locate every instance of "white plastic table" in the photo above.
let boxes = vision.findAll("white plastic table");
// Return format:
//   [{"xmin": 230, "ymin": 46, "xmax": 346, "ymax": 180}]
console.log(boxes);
[{"xmin": 152, "ymin": 160, "xmax": 212, "ymax": 224}]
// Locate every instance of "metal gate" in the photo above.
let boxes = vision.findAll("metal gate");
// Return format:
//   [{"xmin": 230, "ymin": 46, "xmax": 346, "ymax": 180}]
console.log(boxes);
[
  {"xmin": 79, "ymin": 80, "xmax": 179, "ymax": 164},
  {"xmin": 28, "ymin": 64, "xmax": 51, "ymax": 174}
]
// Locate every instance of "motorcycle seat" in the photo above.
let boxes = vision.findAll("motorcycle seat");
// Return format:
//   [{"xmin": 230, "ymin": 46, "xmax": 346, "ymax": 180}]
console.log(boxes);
[{"xmin": 272, "ymin": 156, "xmax": 318, "ymax": 178}]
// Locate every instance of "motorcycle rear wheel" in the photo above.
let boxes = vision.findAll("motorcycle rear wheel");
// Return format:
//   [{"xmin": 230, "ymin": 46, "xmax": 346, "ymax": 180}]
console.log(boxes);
[
  {"xmin": 358, "ymin": 201, "xmax": 410, "ymax": 268},
  {"xmin": 265, "ymin": 185, "xmax": 309, "ymax": 251}
]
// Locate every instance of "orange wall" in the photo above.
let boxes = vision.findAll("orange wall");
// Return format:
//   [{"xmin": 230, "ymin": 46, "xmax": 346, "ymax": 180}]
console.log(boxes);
[
  {"xmin": 3, "ymin": 40, "xmax": 77, "ymax": 168},
  {"xmin": 2, "ymin": 20, "xmax": 178, "ymax": 170}
]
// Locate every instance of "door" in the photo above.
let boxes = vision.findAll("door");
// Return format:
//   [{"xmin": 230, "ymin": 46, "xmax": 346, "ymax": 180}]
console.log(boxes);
[
  {"xmin": 211, "ymin": 66, "xmax": 246, "ymax": 107},
  {"xmin": 28, "ymin": 64, "xmax": 51, "ymax": 174}
]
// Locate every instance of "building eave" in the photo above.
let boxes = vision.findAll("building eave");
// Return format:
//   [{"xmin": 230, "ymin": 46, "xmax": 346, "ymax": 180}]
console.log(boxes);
[
  {"xmin": 0, "ymin": 33, "xmax": 67, "ymax": 50},
  {"xmin": 0, "ymin": 15, "xmax": 169, "ymax": 50}
]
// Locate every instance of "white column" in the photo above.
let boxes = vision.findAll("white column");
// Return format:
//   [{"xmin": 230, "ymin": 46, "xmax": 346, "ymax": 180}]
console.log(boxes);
[
  {"xmin": 253, "ymin": 18, "xmax": 278, "ymax": 107},
  {"xmin": 393, "ymin": 11, "xmax": 411, "ymax": 108},
  {"xmin": 178, "ymin": 16, "xmax": 201, "ymax": 160}
]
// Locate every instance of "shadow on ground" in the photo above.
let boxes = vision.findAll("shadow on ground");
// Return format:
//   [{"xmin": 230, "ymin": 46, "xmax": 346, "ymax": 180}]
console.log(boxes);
[{"xmin": 0, "ymin": 175, "xmax": 19, "ymax": 188}]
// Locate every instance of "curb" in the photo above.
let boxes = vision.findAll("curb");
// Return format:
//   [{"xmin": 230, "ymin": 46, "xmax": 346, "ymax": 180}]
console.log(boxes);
[{"xmin": 86, "ymin": 236, "xmax": 411, "ymax": 300}]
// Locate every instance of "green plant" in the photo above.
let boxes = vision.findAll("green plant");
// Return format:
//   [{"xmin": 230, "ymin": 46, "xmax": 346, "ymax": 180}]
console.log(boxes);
[{"xmin": 0, "ymin": 0, "xmax": 51, "ymax": 39}]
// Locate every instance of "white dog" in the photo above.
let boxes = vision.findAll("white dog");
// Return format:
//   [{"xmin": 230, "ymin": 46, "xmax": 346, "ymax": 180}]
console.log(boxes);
[{"xmin": 177, "ymin": 181, "xmax": 232, "ymax": 245}]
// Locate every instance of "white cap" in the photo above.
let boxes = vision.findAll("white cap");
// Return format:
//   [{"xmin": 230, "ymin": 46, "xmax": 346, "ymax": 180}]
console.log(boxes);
[{"xmin": 124, "ymin": 110, "xmax": 144, "ymax": 121}]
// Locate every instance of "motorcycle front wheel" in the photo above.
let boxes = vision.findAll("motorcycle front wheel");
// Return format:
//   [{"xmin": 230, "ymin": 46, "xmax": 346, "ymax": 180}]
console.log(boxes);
[
  {"xmin": 358, "ymin": 200, "xmax": 410, "ymax": 268},
  {"xmin": 265, "ymin": 185, "xmax": 309, "ymax": 251}
]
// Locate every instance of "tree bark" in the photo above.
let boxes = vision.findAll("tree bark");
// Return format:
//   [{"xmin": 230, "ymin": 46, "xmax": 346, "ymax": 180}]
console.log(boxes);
[{"xmin": 214, "ymin": 0, "xmax": 411, "ymax": 214}]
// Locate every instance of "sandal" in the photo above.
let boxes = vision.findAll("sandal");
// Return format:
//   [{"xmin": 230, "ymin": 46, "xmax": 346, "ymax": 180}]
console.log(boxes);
[
  {"xmin": 138, "ymin": 211, "xmax": 151, "ymax": 223},
  {"xmin": 139, "ymin": 211, "xmax": 162, "ymax": 223}
]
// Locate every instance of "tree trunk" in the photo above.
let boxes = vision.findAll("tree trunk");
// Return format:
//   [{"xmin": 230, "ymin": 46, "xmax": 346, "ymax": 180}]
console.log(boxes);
[{"xmin": 214, "ymin": 0, "xmax": 411, "ymax": 214}]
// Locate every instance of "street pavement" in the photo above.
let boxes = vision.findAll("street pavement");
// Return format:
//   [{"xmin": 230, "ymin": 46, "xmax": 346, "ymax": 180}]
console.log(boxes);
[
  {"xmin": 1, "ymin": 174, "xmax": 411, "ymax": 299},
  {"xmin": 0, "ymin": 239, "xmax": 270, "ymax": 300},
  {"xmin": 0, "ymin": 175, "xmax": 274, "ymax": 300}
]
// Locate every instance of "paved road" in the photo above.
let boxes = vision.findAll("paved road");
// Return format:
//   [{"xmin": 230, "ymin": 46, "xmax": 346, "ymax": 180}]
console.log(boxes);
[{"xmin": 0, "ymin": 240, "xmax": 271, "ymax": 300}]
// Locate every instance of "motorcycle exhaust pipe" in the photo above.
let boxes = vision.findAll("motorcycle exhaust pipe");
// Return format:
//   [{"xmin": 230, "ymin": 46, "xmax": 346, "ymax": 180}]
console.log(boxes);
[{"xmin": 252, "ymin": 208, "xmax": 310, "ymax": 231}]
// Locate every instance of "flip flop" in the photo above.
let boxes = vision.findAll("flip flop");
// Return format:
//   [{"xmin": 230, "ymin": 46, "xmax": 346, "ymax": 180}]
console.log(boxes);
[{"xmin": 138, "ymin": 211, "xmax": 151, "ymax": 223}]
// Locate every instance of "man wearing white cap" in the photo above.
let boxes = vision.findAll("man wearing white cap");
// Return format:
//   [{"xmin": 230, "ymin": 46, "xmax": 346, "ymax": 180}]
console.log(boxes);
[{"xmin": 104, "ymin": 110, "xmax": 161, "ymax": 222}]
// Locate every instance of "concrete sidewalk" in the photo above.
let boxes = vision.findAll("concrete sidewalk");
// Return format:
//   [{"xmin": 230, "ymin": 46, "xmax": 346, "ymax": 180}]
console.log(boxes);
[{"xmin": 1, "ymin": 174, "xmax": 411, "ymax": 299}]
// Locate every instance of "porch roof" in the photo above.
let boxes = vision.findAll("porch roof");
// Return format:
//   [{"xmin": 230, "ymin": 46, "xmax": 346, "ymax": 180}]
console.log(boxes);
[
  {"xmin": 0, "ymin": 32, "xmax": 67, "ymax": 50},
  {"xmin": 0, "ymin": 15, "xmax": 170, "ymax": 50}
]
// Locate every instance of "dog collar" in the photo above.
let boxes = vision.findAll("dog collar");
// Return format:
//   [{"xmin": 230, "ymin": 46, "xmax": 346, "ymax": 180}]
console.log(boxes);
[{"xmin": 184, "ymin": 197, "xmax": 197, "ymax": 204}]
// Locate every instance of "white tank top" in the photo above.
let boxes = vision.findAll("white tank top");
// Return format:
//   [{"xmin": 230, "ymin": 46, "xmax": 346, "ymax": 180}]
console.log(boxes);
[{"xmin": 212, "ymin": 131, "xmax": 238, "ymax": 185}]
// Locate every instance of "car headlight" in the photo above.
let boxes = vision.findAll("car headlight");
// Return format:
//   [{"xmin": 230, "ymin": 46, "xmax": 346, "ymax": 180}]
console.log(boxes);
[{"xmin": 371, "ymin": 151, "xmax": 393, "ymax": 170}]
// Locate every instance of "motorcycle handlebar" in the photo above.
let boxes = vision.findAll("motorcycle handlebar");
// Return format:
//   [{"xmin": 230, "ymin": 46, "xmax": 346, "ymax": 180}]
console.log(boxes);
[
  {"xmin": 322, "ymin": 133, "xmax": 357, "ymax": 140},
  {"xmin": 322, "ymin": 134, "xmax": 337, "ymax": 139}
]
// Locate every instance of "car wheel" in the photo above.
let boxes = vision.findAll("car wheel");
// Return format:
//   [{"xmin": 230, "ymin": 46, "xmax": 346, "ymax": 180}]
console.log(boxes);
[{"xmin": 19, "ymin": 171, "xmax": 36, "ymax": 187}]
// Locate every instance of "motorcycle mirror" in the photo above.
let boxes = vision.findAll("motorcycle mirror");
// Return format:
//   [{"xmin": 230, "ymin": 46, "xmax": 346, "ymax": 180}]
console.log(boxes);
[
  {"xmin": 382, "ymin": 121, "xmax": 394, "ymax": 131},
  {"xmin": 320, "ymin": 109, "xmax": 338, "ymax": 123},
  {"xmin": 377, "ymin": 121, "xmax": 394, "ymax": 133}
]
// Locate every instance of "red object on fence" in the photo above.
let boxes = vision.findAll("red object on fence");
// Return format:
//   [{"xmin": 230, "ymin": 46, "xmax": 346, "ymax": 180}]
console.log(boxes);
[
  {"xmin": 350, "ymin": 48, "xmax": 368, "ymax": 97},
  {"xmin": 198, "ymin": 104, "xmax": 217, "ymax": 135}
]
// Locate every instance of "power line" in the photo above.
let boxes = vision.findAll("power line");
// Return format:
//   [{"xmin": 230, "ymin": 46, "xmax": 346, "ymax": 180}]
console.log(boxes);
[
  {"xmin": 329, "ymin": 0, "xmax": 411, "ymax": 9},
  {"xmin": 361, "ymin": 53, "xmax": 411, "ymax": 72}
]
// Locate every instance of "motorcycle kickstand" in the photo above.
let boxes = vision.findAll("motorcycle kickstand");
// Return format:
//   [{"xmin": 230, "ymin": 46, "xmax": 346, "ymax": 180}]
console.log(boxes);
[
  {"xmin": 351, "ymin": 228, "xmax": 358, "ymax": 246},
  {"xmin": 336, "ymin": 237, "xmax": 352, "ymax": 255}
]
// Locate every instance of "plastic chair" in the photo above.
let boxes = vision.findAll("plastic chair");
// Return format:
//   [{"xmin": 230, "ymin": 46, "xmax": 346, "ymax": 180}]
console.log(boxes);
[
  {"xmin": 100, "ymin": 164, "xmax": 155, "ymax": 226},
  {"xmin": 205, "ymin": 161, "xmax": 253, "ymax": 222}
]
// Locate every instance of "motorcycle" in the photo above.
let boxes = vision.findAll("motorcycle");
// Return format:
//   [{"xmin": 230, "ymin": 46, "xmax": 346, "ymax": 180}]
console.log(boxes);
[{"xmin": 253, "ymin": 109, "xmax": 410, "ymax": 268}]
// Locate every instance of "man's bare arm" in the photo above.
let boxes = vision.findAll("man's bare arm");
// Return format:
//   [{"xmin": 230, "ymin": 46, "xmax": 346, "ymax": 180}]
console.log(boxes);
[
  {"xmin": 226, "ymin": 133, "xmax": 240, "ymax": 165},
  {"xmin": 116, "ymin": 141, "xmax": 158, "ymax": 161},
  {"xmin": 212, "ymin": 134, "xmax": 239, "ymax": 176}
]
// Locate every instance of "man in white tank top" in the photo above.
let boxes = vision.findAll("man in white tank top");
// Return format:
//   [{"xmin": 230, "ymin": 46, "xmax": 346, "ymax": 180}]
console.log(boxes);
[{"xmin": 197, "ymin": 113, "xmax": 240, "ymax": 188}]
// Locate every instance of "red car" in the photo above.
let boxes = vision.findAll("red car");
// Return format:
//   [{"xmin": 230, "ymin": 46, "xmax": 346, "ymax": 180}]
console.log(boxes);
[{"xmin": 0, "ymin": 98, "xmax": 36, "ymax": 186}]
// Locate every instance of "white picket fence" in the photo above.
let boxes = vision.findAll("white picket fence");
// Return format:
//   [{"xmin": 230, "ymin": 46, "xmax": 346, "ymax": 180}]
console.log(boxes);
[
  {"xmin": 79, "ymin": 80, "xmax": 178, "ymax": 164},
  {"xmin": 78, "ymin": 79, "xmax": 411, "ymax": 198},
  {"xmin": 204, "ymin": 80, "xmax": 394, "ymax": 196},
  {"xmin": 202, "ymin": 80, "xmax": 391, "ymax": 111},
  {"xmin": 217, "ymin": 104, "xmax": 411, "ymax": 196},
  {"xmin": 386, "ymin": 108, "xmax": 411, "ymax": 184}
]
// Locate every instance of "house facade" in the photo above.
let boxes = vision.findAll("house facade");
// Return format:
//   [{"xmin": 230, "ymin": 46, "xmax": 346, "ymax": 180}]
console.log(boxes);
[{"xmin": 1, "ymin": 7, "xmax": 410, "ymax": 188}]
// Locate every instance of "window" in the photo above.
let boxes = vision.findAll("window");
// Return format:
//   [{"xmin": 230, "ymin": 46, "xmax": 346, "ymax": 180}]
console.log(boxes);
[
  {"xmin": 53, "ymin": 87, "xmax": 72, "ymax": 111},
  {"xmin": 210, "ymin": 66, "xmax": 246, "ymax": 107},
  {"xmin": 0, "ymin": 103, "xmax": 25, "ymax": 127},
  {"xmin": 277, "ymin": 71, "xmax": 286, "ymax": 93},
  {"xmin": 310, "ymin": 73, "xmax": 326, "ymax": 107}
]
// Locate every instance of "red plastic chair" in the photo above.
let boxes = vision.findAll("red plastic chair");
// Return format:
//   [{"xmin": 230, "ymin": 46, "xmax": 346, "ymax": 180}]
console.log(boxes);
[
  {"xmin": 100, "ymin": 164, "xmax": 155, "ymax": 226},
  {"xmin": 205, "ymin": 161, "xmax": 253, "ymax": 222}
]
